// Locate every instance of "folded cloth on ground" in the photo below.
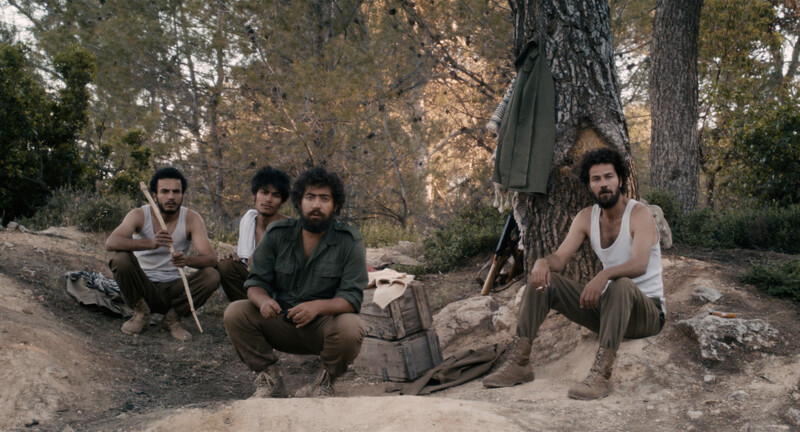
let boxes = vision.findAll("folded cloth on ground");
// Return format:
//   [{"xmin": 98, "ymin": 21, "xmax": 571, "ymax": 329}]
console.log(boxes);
[
  {"xmin": 367, "ymin": 268, "xmax": 416, "ymax": 308},
  {"xmin": 387, "ymin": 343, "xmax": 505, "ymax": 395},
  {"xmin": 65, "ymin": 271, "xmax": 132, "ymax": 317}
]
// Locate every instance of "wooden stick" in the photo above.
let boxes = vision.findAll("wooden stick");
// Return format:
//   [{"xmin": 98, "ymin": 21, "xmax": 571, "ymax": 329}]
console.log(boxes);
[{"xmin": 139, "ymin": 182, "xmax": 203, "ymax": 333}]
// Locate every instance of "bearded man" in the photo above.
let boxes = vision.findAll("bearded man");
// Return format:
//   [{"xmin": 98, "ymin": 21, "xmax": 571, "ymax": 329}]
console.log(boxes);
[
  {"xmin": 223, "ymin": 167, "xmax": 367, "ymax": 398},
  {"xmin": 105, "ymin": 167, "xmax": 219, "ymax": 341},
  {"xmin": 483, "ymin": 148, "xmax": 666, "ymax": 400}
]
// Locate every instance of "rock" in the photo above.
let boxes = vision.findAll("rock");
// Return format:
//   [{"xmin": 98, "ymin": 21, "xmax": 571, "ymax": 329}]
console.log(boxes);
[
  {"xmin": 703, "ymin": 375, "xmax": 716, "ymax": 384},
  {"xmin": 687, "ymin": 410, "xmax": 703, "ymax": 420},
  {"xmin": 3, "ymin": 242, "xmax": 14, "ymax": 248},
  {"xmin": 641, "ymin": 201, "xmax": 673, "ymax": 249},
  {"xmin": 6, "ymin": 221, "xmax": 32, "ymax": 233},
  {"xmin": 693, "ymin": 286, "xmax": 722, "ymax": 303},
  {"xmin": 675, "ymin": 314, "xmax": 779, "ymax": 362},
  {"xmin": 730, "ymin": 390, "xmax": 749, "ymax": 400},
  {"xmin": 433, "ymin": 296, "xmax": 496, "ymax": 349},
  {"xmin": 491, "ymin": 305, "xmax": 514, "ymax": 331},
  {"xmin": 786, "ymin": 408, "xmax": 800, "ymax": 426},
  {"xmin": 365, "ymin": 247, "xmax": 422, "ymax": 269}
]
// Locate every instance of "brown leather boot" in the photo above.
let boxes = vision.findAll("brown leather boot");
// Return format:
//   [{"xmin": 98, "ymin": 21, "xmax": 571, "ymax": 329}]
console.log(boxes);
[
  {"xmin": 568, "ymin": 347, "xmax": 617, "ymax": 400},
  {"xmin": 482, "ymin": 336, "xmax": 534, "ymax": 388},
  {"xmin": 121, "ymin": 299, "xmax": 150, "ymax": 335},
  {"xmin": 162, "ymin": 308, "xmax": 192, "ymax": 341},
  {"xmin": 251, "ymin": 364, "xmax": 289, "ymax": 398},
  {"xmin": 310, "ymin": 367, "xmax": 336, "ymax": 397}
]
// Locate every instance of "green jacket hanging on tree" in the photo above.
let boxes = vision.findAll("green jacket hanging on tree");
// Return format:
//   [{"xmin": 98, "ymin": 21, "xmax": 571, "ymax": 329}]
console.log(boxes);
[{"xmin": 493, "ymin": 37, "xmax": 556, "ymax": 195}]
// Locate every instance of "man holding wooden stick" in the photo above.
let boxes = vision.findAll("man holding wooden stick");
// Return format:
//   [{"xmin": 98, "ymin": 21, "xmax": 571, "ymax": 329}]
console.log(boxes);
[
  {"xmin": 224, "ymin": 167, "xmax": 367, "ymax": 398},
  {"xmin": 106, "ymin": 167, "xmax": 219, "ymax": 341}
]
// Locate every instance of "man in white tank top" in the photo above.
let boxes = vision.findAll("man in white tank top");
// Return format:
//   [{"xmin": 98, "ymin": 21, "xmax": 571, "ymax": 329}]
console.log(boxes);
[
  {"xmin": 484, "ymin": 148, "xmax": 665, "ymax": 400},
  {"xmin": 105, "ymin": 167, "xmax": 219, "ymax": 341},
  {"xmin": 217, "ymin": 167, "xmax": 290, "ymax": 301}
]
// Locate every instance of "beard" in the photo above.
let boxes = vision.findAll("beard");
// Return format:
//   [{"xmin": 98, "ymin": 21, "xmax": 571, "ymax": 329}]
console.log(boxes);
[
  {"xmin": 300, "ymin": 211, "xmax": 334, "ymax": 234},
  {"xmin": 156, "ymin": 199, "xmax": 181, "ymax": 215},
  {"xmin": 592, "ymin": 188, "xmax": 621, "ymax": 209}
]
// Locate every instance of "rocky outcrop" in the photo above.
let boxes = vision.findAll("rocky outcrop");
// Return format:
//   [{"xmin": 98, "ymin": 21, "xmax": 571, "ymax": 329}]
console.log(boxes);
[{"xmin": 676, "ymin": 314, "xmax": 779, "ymax": 362}]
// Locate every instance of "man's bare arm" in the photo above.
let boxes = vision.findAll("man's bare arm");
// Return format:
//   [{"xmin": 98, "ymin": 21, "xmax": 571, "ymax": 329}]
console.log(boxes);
[
  {"xmin": 180, "ymin": 210, "xmax": 218, "ymax": 269},
  {"xmin": 529, "ymin": 208, "xmax": 591, "ymax": 288},
  {"xmin": 105, "ymin": 208, "xmax": 162, "ymax": 251}
]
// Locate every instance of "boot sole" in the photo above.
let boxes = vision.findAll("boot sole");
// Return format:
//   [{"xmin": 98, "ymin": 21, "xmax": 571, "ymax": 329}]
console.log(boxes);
[
  {"xmin": 483, "ymin": 375, "xmax": 534, "ymax": 388},
  {"xmin": 567, "ymin": 388, "xmax": 612, "ymax": 400}
]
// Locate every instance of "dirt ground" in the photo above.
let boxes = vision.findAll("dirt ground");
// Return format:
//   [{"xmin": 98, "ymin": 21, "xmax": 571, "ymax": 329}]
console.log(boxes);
[{"xmin": 1, "ymin": 226, "xmax": 799, "ymax": 431}]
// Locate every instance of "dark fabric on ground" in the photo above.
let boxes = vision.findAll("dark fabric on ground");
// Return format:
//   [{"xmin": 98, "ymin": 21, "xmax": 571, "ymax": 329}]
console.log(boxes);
[{"xmin": 392, "ymin": 343, "xmax": 505, "ymax": 395}]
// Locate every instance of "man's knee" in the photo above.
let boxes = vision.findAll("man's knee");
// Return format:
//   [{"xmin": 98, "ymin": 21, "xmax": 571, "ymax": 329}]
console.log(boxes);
[
  {"xmin": 217, "ymin": 258, "xmax": 236, "ymax": 275},
  {"xmin": 327, "ymin": 313, "xmax": 366, "ymax": 345},
  {"xmin": 195, "ymin": 267, "xmax": 221, "ymax": 288},
  {"xmin": 223, "ymin": 299, "xmax": 255, "ymax": 330},
  {"xmin": 109, "ymin": 251, "xmax": 137, "ymax": 274},
  {"xmin": 604, "ymin": 278, "xmax": 638, "ymax": 301}
]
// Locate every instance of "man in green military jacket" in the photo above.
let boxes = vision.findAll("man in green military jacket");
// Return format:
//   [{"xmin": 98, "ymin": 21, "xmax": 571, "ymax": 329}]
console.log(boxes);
[{"xmin": 224, "ymin": 167, "xmax": 368, "ymax": 398}]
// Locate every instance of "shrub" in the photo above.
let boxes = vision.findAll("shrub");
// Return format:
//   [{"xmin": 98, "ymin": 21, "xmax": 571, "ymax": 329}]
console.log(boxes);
[
  {"xmin": 741, "ymin": 257, "xmax": 800, "ymax": 303},
  {"xmin": 421, "ymin": 205, "xmax": 507, "ymax": 273},
  {"xmin": 674, "ymin": 204, "xmax": 800, "ymax": 253},
  {"xmin": 18, "ymin": 187, "xmax": 135, "ymax": 232},
  {"xmin": 359, "ymin": 219, "xmax": 420, "ymax": 248}
]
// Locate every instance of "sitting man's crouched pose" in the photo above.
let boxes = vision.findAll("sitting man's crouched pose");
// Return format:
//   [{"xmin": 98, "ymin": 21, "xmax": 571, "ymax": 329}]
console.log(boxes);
[
  {"xmin": 483, "ymin": 148, "xmax": 666, "ymax": 400},
  {"xmin": 224, "ymin": 167, "xmax": 367, "ymax": 398},
  {"xmin": 105, "ymin": 167, "xmax": 219, "ymax": 341}
]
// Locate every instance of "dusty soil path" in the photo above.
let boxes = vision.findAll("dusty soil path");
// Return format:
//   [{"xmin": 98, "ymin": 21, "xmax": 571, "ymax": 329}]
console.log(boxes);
[{"xmin": 1, "ymin": 227, "xmax": 798, "ymax": 431}]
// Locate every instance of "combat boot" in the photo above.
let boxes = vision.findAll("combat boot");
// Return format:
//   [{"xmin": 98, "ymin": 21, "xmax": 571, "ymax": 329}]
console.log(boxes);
[
  {"xmin": 252, "ymin": 364, "xmax": 289, "ymax": 398},
  {"xmin": 567, "ymin": 347, "xmax": 617, "ymax": 400},
  {"xmin": 310, "ymin": 367, "xmax": 336, "ymax": 397},
  {"xmin": 121, "ymin": 299, "xmax": 150, "ymax": 335},
  {"xmin": 482, "ymin": 336, "xmax": 534, "ymax": 388},
  {"xmin": 162, "ymin": 308, "xmax": 192, "ymax": 341}
]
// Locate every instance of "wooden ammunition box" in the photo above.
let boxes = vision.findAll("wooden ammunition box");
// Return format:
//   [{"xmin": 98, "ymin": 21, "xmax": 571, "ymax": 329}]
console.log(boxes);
[
  {"xmin": 354, "ymin": 329, "xmax": 443, "ymax": 381},
  {"xmin": 360, "ymin": 282, "xmax": 432, "ymax": 341}
]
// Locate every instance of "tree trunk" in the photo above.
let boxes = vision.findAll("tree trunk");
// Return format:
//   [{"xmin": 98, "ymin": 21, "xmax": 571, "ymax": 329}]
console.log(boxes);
[
  {"xmin": 510, "ymin": 0, "xmax": 635, "ymax": 283},
  {"xmin": 650, "ymin": 0, "xmax": 703, "ymax": 214}
]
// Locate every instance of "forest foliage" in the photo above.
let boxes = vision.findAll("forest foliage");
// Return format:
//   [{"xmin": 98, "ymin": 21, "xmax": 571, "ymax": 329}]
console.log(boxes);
[{"xmin": 2, "ymin": 0, "xmax": 798, "ymax": 246}]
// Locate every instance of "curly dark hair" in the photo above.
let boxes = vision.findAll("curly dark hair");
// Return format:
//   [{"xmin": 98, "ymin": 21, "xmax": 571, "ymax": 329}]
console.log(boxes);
[
  {"xmin": 578, "ymin": 148, "xmax": 629, "ymax": 194},
  {"xmin": 149, "ymin": 167, "xmax": 187, "ymax": 194},
  {"xmin": 251, "ymin": 166, "xmax": 290, "ymax": 203},
  {"xmin": 291, "ymin": 167, "xmax": 346, "ymax": 215}
]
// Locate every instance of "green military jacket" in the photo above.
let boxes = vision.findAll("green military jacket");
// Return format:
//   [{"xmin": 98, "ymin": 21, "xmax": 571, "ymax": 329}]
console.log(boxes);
[
  {"xmin": 243, "ymin": 218, "xmax": 367, "ymax": 313},
  {"xmin": 493, "ymin": 36, "xmax": 556, "ymax": 195}
]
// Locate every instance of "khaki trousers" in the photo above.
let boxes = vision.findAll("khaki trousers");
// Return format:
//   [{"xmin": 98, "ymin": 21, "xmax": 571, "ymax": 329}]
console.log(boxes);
[
  {"xmin": 223, "ymin": 299, "xmax": 366, "ymax": 377},
  {"xmin": 517, "ymin": 273, "xmax": 664, "ymax": 350},
  {"xmin": 217, "ymin": 258, "xmax": 249, "ymax": 301},
  {"xmin": 109, "ymin": 251, "xmax": 219, "ymax": 317}
]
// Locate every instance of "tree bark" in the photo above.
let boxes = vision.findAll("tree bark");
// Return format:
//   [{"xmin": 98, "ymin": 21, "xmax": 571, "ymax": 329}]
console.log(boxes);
[
  {"xmin": 509, "ymin": 0, "xmax": 635, "ymax": 283},
  {"xmin": 650, "ymin": 0, "xmax": 703, "ymax": 214}
]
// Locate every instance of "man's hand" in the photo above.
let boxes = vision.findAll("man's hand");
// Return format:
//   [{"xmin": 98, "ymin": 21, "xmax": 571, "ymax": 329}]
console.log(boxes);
[
  {"xmin": 259, "ymin": 297, "xmax": 281, "ymax": 320},
  {"xmin": 171, "ymin": 251, "xmax": 188, "ymax": 268},
  {"xmin": 529, "ymin": 258, "xmax": 551, "ymax": 292},
  {"xmin": 221, "ymin": 251, "xmax": 241, "ymax": 262},
  {"xmin": 151, "ymin": 229, "xmax": 173, "ymax": 249},
  {"xmin": 580, "ymin": 272, "xmax": 609, "ymax": 309},
  {"xmin": 287, "ymin": 301, "xmax": 321, "ymax": 328}
]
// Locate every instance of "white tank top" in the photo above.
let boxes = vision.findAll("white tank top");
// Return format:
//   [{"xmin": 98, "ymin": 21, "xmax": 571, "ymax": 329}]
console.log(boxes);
[
  {"xmin": 133, "ymin": 205, "xmax": 191, "ymax": 282},
  {"xmin": 590, "ymin": 199, "xmax": 665, "ymax": 310}
]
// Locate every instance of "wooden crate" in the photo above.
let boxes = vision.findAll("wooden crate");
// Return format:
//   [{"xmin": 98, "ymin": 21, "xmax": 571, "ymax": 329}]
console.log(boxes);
[
  {"xmin": 354, "ymin": 329, "xmax": 443, "ymax": 382},
  {"xmin": 360, "ymin": 281, "xmax": 432, "ymax": 341}
]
